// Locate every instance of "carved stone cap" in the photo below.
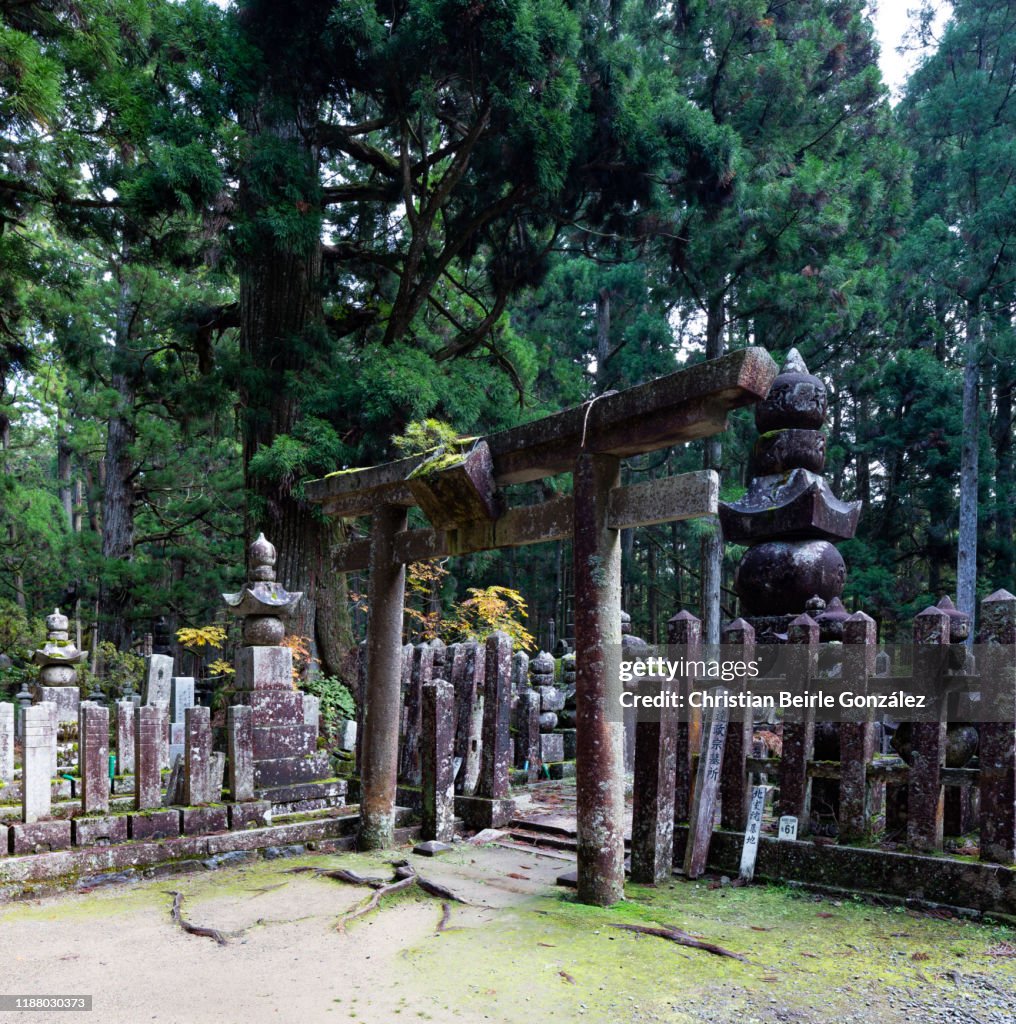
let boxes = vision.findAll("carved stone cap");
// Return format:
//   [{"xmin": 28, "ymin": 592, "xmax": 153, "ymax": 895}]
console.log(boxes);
[
  {"xmin": 755, "ymin": 348, "xmax": 828, "ymax": 433},
  {"xmin": 46, "ymin": 608, "xmax": 69, "ymax": 635},
  {"xmin": 250, "ymin": 532, "xmax": 277, "ymax": 582}
]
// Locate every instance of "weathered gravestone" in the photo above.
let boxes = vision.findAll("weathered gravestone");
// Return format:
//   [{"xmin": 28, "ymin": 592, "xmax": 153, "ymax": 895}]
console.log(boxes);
[
  {"xmin": 79, "ymin": 702, "xmax": 109, "ymax": 815},
  {"xmin": 21, "ymin": 704, "xmax": 54, "ymax": 823},
  {"xmin": 0, "ymin": 701, "xmax": 13, "ymax": 783},
  {"xmin": 116, "ymin": 700, "xmax": 135, "ymax": 775},
  {"xmin": 134, "ymin": 705, "xmax": 164, "ymax": 810},
  {"xmin": 142, "ymin": 653, "xmax": 173, "ymax": 707},
  {"xmin": 421, "ymin": 678, "xmax": 455, "ymax": 842},
  {"xmin": 227, "ymin": 704, "xmax": 254, "ymax": 802}
]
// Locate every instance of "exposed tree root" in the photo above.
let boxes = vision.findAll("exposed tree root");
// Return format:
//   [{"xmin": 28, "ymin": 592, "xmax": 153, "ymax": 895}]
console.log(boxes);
[
  {"xmin": 436, "ymin": 901, "xmax": 452, "ymax": 933},
  {"xmin": 168, "ymin": 892, "xmax": 229, "ymax": 946},
  {"xmin": 245, "ymin": 882, "xmax": 287, "ymax": 897},
  {"xmin": 325, "ymin": 861, "xmax": 470, "ymax": 932},
  {"xmin": 320, "ymin": 868, "xmax": 388, "ymax": 889},
  {"xmin": 417, "ymin": 876, "xmax": 469, "ymax": 903},
  {"xmin": 336, "ymin": 875, "xmax": 417, "ymax": 932},
  {"xmin": 609, "ymin": 922, "xmax": 748, "ymax": 961}
]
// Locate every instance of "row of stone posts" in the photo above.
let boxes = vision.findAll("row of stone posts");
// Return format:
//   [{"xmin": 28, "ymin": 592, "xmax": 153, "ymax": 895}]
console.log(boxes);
[
  {"xmin": 626, "ymin": 588, "xmax": 1016, "ymax": 883},
  {"xmin": 414, "ymin": 632, "xmax": 517, "ymax": 842},
  {"xmin": 3, "ymin": 693, "xmax": 266, "ymax": 851}
]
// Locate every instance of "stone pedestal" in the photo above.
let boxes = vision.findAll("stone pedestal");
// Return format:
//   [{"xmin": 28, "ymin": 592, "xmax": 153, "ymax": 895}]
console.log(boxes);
[
  {"xmin": 454, "ymin": 794, "xmax": 515, "ymax": 830},
  {"xmin": 34, "ymin": 686, "xmax": 79, "ymax": 726},
  {"xmin": 233, "ymin": 645, "xmax": 327, "ymax": 790}
]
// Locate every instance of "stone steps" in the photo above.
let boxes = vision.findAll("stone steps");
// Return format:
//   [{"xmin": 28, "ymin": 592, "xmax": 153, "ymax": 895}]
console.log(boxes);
[
  {"xmin": 257, "ymin": 777, "xmax": 347, "ymax": 814},
  {"xmin": 505, "ymin": 818, "xmax": 632, "ymax": 853}
]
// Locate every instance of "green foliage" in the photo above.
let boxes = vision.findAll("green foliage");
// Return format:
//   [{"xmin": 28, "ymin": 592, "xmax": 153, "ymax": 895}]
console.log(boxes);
[
  {"xmin": 4, "ymin": 0, "xmax": 1016, "ymax": 669},
  {"xmin": 392, "ymin": 419, "xmax": 464, "ymax": 457},
  {"xmin": 78, "ymin": 641, "xmax": 144, "ymax": 701},
  {"xmin": 0, "ymin": 599, "xmax": 45, "ymax": 658},
  {"xmin": 0, "ymin": 599, "xmax": 44, "ymax": 700},
  {"xmin": 300, "ymin": 674, "xmax": 356, "ymax": 746},
  {"xmin": 448, "ymin": 586, "xmax": 536, "ymax": 650}
]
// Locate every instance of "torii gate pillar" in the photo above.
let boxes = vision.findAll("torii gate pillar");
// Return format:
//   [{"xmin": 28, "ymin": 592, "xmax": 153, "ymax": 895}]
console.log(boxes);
[
  {"xmin": 573, "ymin": 453, "xmax": 625, "ymax": 905},
  {"xmin": 358, "ymin": 504, "xmax": 408, "ymax": 849}
]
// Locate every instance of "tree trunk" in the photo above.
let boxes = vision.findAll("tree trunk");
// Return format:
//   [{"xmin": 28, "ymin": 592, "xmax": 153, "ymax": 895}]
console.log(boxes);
[
  {"xmin": 58, "ymin": 425, "xmax": 73, "ymax": 528},
  {"xmin": 99, "ymin": 266, "xmax": 137, "ymax": 650},
  {"xmin": 854, "ymin": 390, "xmax": 871, "ymax": 507},
  {"xmin": 830, "ymin": 381, "xmax": 843, "ymax": 495},
  {"xmin": 700, "ymin": 291, "xmax": 725, "ymax": 644},
  {"xmin": 237, "ymin": 106, "xmax": 347, "ymax": 678},
  {"xmin": 647, "ymin": 531, "xmax": 658, "ymax": 641},
  {"xmin": 596, "ymin": 286, "xmax": 611, "ymax": 392},
  {"xmin": 957, "ymin": 299, "xmax": 981, "ymax": 636},
  {"xmin": 0, "ymin": 413, "xmax": 25, "ymax": 609},
  {"xmin": 992, "ymin": 354, "xmax": 1014, "ymax": 588}
]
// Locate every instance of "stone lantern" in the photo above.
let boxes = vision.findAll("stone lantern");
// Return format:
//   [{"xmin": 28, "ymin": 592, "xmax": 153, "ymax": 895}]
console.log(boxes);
[
  {"xmin": 222, "ymin": 533, "xmax": 303, "ymax": 645},
  {"xmin": 32, "ymin": 608, "xmax": 84, "ymax": 724},
  {"xmin": 222, "ymin": 534, "xmax": 329, "ymax": 791}
]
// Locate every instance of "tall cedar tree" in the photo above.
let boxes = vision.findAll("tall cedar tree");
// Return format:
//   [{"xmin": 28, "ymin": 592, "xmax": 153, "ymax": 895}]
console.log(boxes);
[
  {"xmin": 900, "ymin": 0, "xmax": 1016, "ymax": 629},
  {"xmin": 226, "ymin": 0, "xmax": 738, "ymax": 673}
]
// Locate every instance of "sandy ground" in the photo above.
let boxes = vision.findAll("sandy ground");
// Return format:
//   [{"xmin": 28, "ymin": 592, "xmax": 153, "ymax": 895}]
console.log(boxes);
[
  {"xmin": 0, "ymin": 842, "xmax": 570, "ymax": 1024},
  {"xmin": 0, "ymin": 839, "xmax": 1014, "ymax": 1024}
]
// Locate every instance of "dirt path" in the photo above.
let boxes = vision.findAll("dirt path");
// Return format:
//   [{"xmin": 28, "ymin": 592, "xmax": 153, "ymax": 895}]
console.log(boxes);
[{"xmin": 0, "ymin": 839, "xmax": 1013, "ymax": 1024}]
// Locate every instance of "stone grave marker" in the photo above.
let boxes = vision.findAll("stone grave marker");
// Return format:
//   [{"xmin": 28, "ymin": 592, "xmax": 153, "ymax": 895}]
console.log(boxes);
[
  {"xmin": 0, "ymin": 702, "xmax": 13, "ymax": 783},
  {"xmin": 142, "ymin": 653, "xmax": 173, "ymax": 707},
  {"xmin": 134, "ymin": 705, "xmax": 163, "ymax": 810},
  {"xmin": 22, "ymin": 704, "xmax": 54, "ymax": 823},
  {"xmin": 116, "ymin": 700, "xmax": 135, "ymax": 775},
  {"xmin": 738, "ymin": 784, "xmax": 771, "ymax": 884},
  {"xmin": 227, "ymin": 704, "xmax": 254, "ymax": 802},
  {"xmin": 683, "ymin": 696, "xmax": 728, "ymax": 879},
  {"xmin": 79, "ymin": 702, "xmax": 110, "ymax": 815}
]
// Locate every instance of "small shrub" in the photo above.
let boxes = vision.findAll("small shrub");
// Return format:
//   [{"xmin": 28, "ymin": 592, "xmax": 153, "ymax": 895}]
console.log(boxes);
[
  {"xmin": 79, "ymin": 641, "xmax": 144, "ymax": 702},
  {"xmin": 300, "ymin": 674, "xmax": 356, "ymax": 746}
]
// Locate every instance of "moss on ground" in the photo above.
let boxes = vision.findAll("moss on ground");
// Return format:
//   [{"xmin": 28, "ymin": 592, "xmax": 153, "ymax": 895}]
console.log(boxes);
[{"xmin": 1, "ymin": 846, "xmax": 1013, "ymax": 1024}]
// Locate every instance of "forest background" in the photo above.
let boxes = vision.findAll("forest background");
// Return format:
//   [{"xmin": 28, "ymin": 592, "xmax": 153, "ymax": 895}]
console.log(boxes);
[{"xmin": 2, "ymin": 0, "xmax": 1011, "ymax": 706}]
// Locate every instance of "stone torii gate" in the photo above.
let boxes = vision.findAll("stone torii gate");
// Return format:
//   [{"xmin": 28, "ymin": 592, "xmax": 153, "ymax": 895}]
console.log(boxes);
[{"xmin": 306, "ymin": 347, "xmax": 777, "ymax": 906}]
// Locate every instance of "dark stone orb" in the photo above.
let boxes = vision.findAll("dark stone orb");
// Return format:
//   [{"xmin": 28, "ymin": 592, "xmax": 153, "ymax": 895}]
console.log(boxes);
[
  {"xmin": 892, "ymin": 723, "xmax": 979, "ymax": 768},
  {"xmin": 735, "ymin": 540, "xmax": 846, "ymax": 616},
  {"xmin": 755, "ymin": 372, "xmax": 828, "ymax": 432},
  {"xmin": 750, "ymin": 428, "xmax": 826, "ymax": 476},
  {"xmin": 243, "ymin": 615, "xmax": 286, "ymax": 646}
]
